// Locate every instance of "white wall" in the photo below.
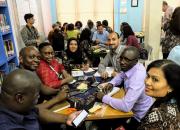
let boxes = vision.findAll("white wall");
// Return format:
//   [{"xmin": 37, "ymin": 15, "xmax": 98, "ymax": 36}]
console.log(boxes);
[{"xmin": 144, "ymin": 0, "xmax": 162, "ymax": 60}]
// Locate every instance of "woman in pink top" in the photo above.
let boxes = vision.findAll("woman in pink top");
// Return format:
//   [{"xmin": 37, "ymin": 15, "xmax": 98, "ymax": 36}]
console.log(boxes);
[{"xmin": 122, "ymin": 25, "xmax": 140, "ymax": 49}]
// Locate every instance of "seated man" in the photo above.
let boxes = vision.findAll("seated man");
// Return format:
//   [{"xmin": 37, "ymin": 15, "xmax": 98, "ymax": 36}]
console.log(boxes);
[
  {"xmin": 0, "ymin": 69, "xmax": 80, "ymax": 130},
  {"xmin": 92, "ymin": 24, "xmax": 109, "ymax": 48},
  {"xmin": 19, "ymin": 46, "xmax": 60, "ymax": 95},
  {"xmin": 36, "ymin": 42, "xmax": 73, "ymax": 89},
  {"xmin": 19, "ymin": 46, "xmax": 82, "ymax": 130},
  {"xmin": 96, "ymin": 46, "xmax": 153, "ymax": 130},
  {"xmin": 98, "ymin": 32, "xmax": 125, "ymax": 78}
]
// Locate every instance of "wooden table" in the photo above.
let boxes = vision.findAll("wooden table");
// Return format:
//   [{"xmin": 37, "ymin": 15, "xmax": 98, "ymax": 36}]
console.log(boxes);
[{"xmin": 52, "ymin": 88, "xmax": 133, "ymax": 121}]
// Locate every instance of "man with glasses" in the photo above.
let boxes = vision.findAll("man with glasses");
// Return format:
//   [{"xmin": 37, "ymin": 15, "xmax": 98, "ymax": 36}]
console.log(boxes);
[
  {"xmin": 21, "ymin": 13, "xmax": 41, "ymax": 47},
  {"xmin": 36, "ymin": 42, "xmax": 73, "ymax": 89},
  {"xmin": 96, "ymin": 46, "xmax": 153, "ymax": 130}
]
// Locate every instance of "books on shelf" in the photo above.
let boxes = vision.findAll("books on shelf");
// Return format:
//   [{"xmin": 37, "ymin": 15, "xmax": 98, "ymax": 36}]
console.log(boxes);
[
  {"xmin": 0, "ymin": 0, "xmax": 6, "ymax": 6},
  {"xmin": 8, "ymin": 62, "xmax": 16, "ymax": 72},
  {"xmin": 0, "ymin": 13, "xmax": 10, "ymax": 32},
  {"xmin": 0, "ymin": 71, "xmax": 5, "ymax": 89},
  {"xmin": 50, "ymin": 101, "xmax": 70, "ymax": 113},
  {"xmin": 4, "ymin": 39, "xmax": 14, "ymax": 57}
]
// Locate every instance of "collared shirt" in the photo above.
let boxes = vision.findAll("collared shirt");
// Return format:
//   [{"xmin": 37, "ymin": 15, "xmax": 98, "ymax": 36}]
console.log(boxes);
[
  {"xmin": 92, "ymin": 30, "xmax": 109, "ymax": 45},
  {"xmin": 161, "ymin": 22, "xmax": 180, "ymax": 54},
  {"xmin": 162, "ymin": 6, "xmax": 174, "ymax": 26},
  {"xmin": 0, "ymin": 107, "xmax": 41, "ymax": 130},
  {"xmin": 36, "ymin": 59, "xmax": 65, "ymax": 89},
  {"xmin": 167, "ymin": 45, "xmax": 180, "ymax": 65},
  {"xmin": 21, "ymin": 25, "xmax": 39, "ymax": 46},
  {"xmin": 98, "ymin": 45, "xmax": 126, "ymax": 73},
  {"xmin": 102, "ymin": 63, "xmax": 153, "ymax": 121}
]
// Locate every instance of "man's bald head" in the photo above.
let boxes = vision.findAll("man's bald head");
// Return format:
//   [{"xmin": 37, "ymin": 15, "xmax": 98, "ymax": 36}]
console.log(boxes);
[
  {"xmin": 19, "ymin": 46, "xmax": 40, "ymax": 71},
  {"xmin": 0, "ymin": 69, "xmax": 41, "ymax": 113},
  {"xmin": 2, "ymin": 69, "xmax": 41, "ymax": 94}
]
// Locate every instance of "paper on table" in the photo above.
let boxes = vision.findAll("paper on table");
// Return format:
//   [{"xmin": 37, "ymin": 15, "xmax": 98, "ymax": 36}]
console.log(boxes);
[
  {"xmin": 69, "ymin": 79, "xmax": 76, "ymax": 84},
  {"xmin": 94, "ymin": 67, "xmax": 114, "ymax": 77},
  {"xmin": 83, "ymin": 68, "xmax": 95, "ymax": 73},
  {"xmin": 71, "ymin": 70, "xmax": 84, "ymax": 77},
  {"xmin": 88, "ymin": 102, "xmax": 102, "ymax": 113}
]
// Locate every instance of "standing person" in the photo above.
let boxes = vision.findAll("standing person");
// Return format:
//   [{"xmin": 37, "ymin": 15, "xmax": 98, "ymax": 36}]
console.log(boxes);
[
  {"xmin": 98, "ymin": 32, "xmax": 125, "ymax": 78},
  {"xmin": 21, "ymin": 13, "xmax": 41, "ymax": 47},
  {"xmin": 162, "ymin": 1, "xmax": 174, "ymax": 29},
  {"xmin": 97, "ymin": 46, "xmax": 153, "ymax": 130},
  {"xmin": 161, "ymin": 7, "xmax": 180, "ymax": 59},
  {"xmin": 0, "ymin": 69, "xmax": 81, "ymax": 130},
  {"xmin": 137, "ymin": 60, "xmax": 180, "ymax": 130}
]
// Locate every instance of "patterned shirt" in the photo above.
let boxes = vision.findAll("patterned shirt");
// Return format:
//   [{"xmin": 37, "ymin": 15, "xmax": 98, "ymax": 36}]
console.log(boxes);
[
  {"xmin": 102, "ymin": 63, "xmax": 153, "ymax": 121},
  {"xmin": 161, "ymin": 22, "xmax": 180, "ymax": 54},
  {"xmin": 36, "ymin": 59, "xmax": 65, "ymax": 89},
  {"xmin": 138, "ymin": 99, "xmax": 180, "ymax": 130},
  {"xmin": 0, "ymin": 107, "xmax": 40, "ymax": 130},
  {"xmin": 21, "ymin": 25, "xmax": 40, "ymax": 46},
  {"xmin": 98, "ymin": 45, "xmax": 126, "ymax": 73}
]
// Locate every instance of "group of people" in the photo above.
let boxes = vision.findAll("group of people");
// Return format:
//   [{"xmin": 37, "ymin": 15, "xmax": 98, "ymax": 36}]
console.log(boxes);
[
  {"xmin": 2, "ymin": 3, "xmax": 179, "ymax": 129},
  {"xmin": 1, "ymin": 44, "xmax": 180, "ymax": 130}
]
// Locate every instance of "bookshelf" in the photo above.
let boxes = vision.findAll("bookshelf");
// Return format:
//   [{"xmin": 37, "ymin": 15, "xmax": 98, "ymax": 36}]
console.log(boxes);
[{"xmin": 0, "ymin": 0, "xmax": 18, "ymax": 76}]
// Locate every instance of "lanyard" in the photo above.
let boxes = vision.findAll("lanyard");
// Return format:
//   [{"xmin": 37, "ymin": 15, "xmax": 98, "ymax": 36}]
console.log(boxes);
[{"xmin": 48, "ymin": 65, "xmax": 62, "ymax": 79}]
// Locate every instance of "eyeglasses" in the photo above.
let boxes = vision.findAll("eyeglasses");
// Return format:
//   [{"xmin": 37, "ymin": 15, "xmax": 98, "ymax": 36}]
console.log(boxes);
[{"xmin": 119, "ymin": 56, "xmax": 137, "ymax": 63}]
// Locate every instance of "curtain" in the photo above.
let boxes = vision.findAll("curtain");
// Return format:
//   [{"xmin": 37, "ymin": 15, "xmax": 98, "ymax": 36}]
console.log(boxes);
[{"xmin": 56, "ymin": 0, "xmax": 114, "ymax": 29}]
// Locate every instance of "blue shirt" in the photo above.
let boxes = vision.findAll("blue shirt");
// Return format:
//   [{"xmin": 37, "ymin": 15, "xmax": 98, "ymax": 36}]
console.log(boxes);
[
  {"xmin": 92, "ymin": 30, "xmax": 109, "ymax": 45},
  {"xmin": 0, "ymin": 106, "xmax": 41, "ymax": 130},
  {"xmin": 103, "ymin": 63, "xmax": 153, "ymax": 121},
  {"xmin": 167, "ymin": 45, "xmax": 180, "ymax": 65}
]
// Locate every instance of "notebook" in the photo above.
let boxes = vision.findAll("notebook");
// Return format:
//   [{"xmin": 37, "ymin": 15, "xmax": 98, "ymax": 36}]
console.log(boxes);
[
  {"xmin": 94, "ymin": 67, "xmax": 114, "ymax": 77},
  {"xmin": 51, "ymin": 101, "xmax": 70, "ymax": 113}
]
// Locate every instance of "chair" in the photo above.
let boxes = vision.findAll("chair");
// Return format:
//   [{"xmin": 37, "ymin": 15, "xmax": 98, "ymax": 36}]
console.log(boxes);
[{"xmin": 139, "ymin": 44, "xmax": 153, "ymax": 68}]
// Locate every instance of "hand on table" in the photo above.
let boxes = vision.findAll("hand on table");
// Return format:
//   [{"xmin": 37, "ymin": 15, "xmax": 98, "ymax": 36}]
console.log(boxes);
[
  {"xmin": 96, "ymin": 91, "xmax": 105, "ymax": 101},
  {"xmin": 102, "ymin": 83, "xmax": 113, "ymax": 94}
]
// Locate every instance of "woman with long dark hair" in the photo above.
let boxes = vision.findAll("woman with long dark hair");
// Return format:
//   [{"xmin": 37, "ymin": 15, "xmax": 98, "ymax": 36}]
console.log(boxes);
[
  {"xmin": 137, "ymin": 59, "xmax": 180, "ymax": 130},
  {"xmin": 62, "ymin": 38, "xmax": 90, "ymax": 71}
]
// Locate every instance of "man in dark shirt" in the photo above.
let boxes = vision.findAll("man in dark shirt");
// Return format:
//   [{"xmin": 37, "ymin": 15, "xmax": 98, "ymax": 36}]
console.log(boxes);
[{"xmin": 0, "ymin": 69, "xmax": 80, "ymax": 130}]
